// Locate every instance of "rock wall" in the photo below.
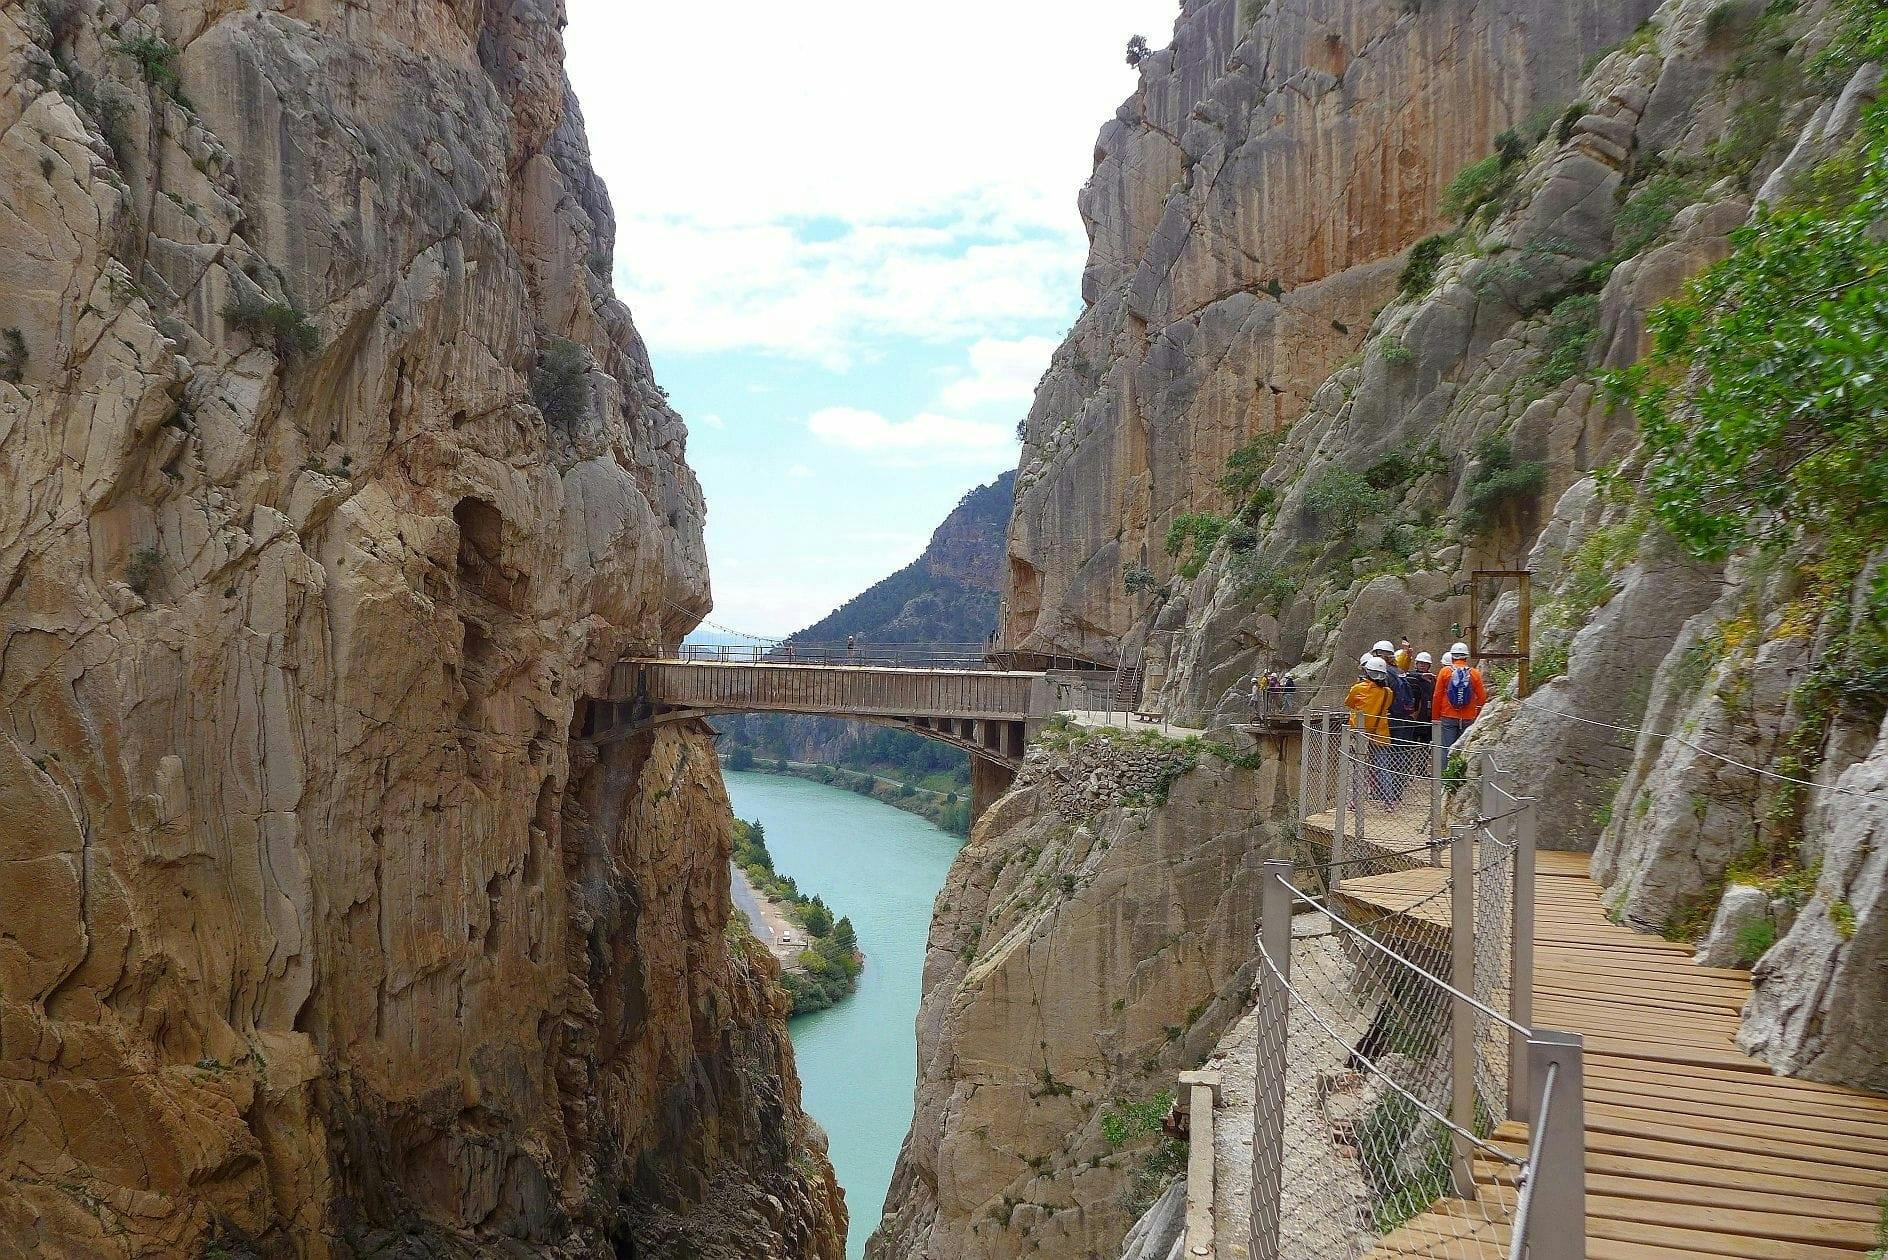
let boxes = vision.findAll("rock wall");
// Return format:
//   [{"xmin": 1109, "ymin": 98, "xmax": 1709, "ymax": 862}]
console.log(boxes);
[
  {"xmin": 0, "ymin": 1, "xmax": 840, "ymax": 1255},
  {"xmin": 865, "ymin": 726, "xmax": 1295, "ymax": 1260},
  {"xmin": 1005, "ymin": 0, "xmax": 1886, "ymax": 1115},
  {"xmin": 1003, "ymin": 0, "xmax": 1659, "ymax": 662}
]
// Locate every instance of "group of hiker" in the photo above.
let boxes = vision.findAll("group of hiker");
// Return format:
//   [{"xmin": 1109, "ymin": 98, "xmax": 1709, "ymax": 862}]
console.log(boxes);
[{"xmin": 1341, "ymin": 638, "xmax": 1489, "ymax": 803}]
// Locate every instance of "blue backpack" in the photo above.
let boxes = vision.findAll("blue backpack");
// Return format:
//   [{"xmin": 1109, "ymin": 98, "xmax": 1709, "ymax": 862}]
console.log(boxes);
[
  {"xmin": 1446, "ymin": 666, "xmax": 1474, "ymax": 710},
  {"xmin": 1387, "ymin": 670, "xmax": 1418, "ymax": 720}
]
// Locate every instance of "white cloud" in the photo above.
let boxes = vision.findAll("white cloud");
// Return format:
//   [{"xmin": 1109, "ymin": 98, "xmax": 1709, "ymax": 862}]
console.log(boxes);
[
  {"xmin": 614, "ymin": 214, "xmax": 1075, "ymax": 366},
  {"xmin": 808, "ymin": 407, "xmax": 1014, "ymax": 460},
  {"xmin": 567, "ymin": 0, "xmax": 1180, "ymax": 364},
  {"xmin": 696, "ymin": 412, "xmax": 727, "ymax": 429},
  {"xmin": 936, "ymin": 336, "xmax": 1061, "ymax": 413},
  {"xmin": 786, "ymin": 463, "xmax": 815, "ymax": 478}
]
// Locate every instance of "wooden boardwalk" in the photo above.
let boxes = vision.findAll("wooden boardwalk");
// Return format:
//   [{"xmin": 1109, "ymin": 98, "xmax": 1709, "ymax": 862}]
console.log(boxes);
[{"xmin": 1334, "ymin": 849, "xmax": 1888, "ymax": 1259}]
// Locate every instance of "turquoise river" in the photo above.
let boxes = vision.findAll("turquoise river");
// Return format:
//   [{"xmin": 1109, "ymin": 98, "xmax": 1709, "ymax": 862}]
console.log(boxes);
[{"xmin": 723, "ymin": 770, "xmax": 965, "ymax": 1259}]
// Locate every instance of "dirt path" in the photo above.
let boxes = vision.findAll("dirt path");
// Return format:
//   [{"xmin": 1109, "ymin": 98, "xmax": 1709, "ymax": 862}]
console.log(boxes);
[{"xmin": 729, "ymin": 862, "xmax": 805, "ymax": 966}]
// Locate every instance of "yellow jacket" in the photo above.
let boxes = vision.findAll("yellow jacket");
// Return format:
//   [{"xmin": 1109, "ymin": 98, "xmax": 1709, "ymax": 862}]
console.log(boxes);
[{"xmin": 1346, "ymin": 681, "xmax": 1392, "ymax": 745}]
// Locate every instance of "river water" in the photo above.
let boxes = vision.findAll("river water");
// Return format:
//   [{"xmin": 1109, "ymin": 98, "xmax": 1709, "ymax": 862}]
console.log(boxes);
[{"xmin": 722, "ymin": 770, "xmax": 964, "ymax": 1259}]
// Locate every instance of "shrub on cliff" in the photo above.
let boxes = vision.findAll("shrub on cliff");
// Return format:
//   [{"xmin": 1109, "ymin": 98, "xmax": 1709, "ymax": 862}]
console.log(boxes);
[
  {"xmin": 224, "ymin": 297, "xmax": 320, "ymax": 359},
  {"xmin": 1398, "ymin": 232, "xmax": 1457, "ymax": 298},
  {"xmin": 0, "ymin": 328, "xmax": 25, "ymax": 384},
  {"xmin": 1462, "ymin": 436, "xmax": 1545, "ymax": 533},
  {"xmin": 1164, "ymin": 512, "xmax": 1228, "ymax": 579},
  {"xmin": 1441, "ymin": 156, "xmax": 1508, "ymax": 221},
  {"xmin": 1304, "ymin": 465, "xmax": 1388, "ymax": 526},
  {"xmin": 531, "ymin": 336, "xmax": 592, "ymax": 427}
]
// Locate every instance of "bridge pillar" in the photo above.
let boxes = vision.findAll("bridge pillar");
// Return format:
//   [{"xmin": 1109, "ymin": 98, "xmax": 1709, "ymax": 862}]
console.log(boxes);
[{"xmin": 970, "ymin": 755, "xmax": 1015, "ymax": 827}]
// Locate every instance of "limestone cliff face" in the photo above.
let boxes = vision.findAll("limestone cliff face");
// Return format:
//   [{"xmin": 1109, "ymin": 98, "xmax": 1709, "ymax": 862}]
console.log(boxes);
[
  {"xmin": 1008, "ymin": 0, "xmax": 1886, "ymax": 1114},
  {"xmin": 866, "ymin": 728, "xmax": 1294, "ymax": 1260},
  {"xmin": 1004, "ymin": 0, "xmax": 1658, "ymax": 662},
  {"xmin": 0, "ymin": 2, "xmax": 840, "ymax": 1255}
]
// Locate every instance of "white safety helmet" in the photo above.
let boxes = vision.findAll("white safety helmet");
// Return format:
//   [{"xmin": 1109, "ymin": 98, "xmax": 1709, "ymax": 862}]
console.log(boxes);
[
  {"xmin": 1415, "ymin": 651, "xmax": 1433, "ymax": 666},
  {"xmin": 1373, "ymin": 639, "xmax": 1396, "ymax": 654},
  {"xmin": 1364, "ymin": 657, "xmax": 1389, "ymax": 677},
  {"xmin": 1450, "ymin": 642, "xmax": 1470, "ymax": 660},
  {"xmin": 1359, "ymin": 652, "xmax": 1377, "ymax": 668}
]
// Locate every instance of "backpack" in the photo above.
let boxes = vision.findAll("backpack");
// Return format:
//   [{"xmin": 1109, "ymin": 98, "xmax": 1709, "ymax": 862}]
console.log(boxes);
[
  {"xmin": 1446, "ymin": 666, "xmax": 1474, "ymax": 710},
  {"xmin": 1387, "ymin": 670, "xmax": 1418, "ymax": 720}
]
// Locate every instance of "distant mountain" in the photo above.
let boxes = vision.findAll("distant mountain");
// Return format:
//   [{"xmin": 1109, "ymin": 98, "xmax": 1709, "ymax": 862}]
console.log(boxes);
[
  {"xmin": 717, "ymin": 471, "xmax": 1015, "ymax": 833},
  {"xmin": 788, "ymin": 470, "xmax": 1013, "ymax": 649}
]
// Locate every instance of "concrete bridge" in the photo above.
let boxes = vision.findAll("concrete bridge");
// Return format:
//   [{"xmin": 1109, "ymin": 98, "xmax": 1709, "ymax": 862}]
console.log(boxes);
[{"xmin": 578, "ymin": 646, "xmax": 1066, "ymax": 818}]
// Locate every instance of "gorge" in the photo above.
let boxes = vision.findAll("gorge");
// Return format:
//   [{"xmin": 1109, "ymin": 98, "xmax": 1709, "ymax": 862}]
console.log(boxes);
[{"xmin": 3, "ymin": 0, "xmax": 1886, "ymax": 1257}]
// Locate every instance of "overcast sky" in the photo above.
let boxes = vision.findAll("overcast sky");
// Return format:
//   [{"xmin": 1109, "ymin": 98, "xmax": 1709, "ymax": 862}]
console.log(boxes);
[{"xmin": 566, "ymin": 1, "xmax": 1179, "ymax": 636}]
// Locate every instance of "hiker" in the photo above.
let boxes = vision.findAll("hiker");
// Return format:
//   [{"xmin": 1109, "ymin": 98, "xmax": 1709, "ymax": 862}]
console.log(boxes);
[
  {"xmin": 1346, "ymin": 655, "xmax": 1395, "ymax": 803},
  {"xmin": 846, "ymin": 633, "xmax": 858, "ymax": 662},
  {"xmin": 1373, "ymin": 640, "xmax": 1420, "ymax": 798},
  {"xmin": 1408, "ymin": 650, "xmax": 1436, "ymax": 727},
  {"xmin": 1432, "ymin": 642, "xmax": 1487, "ymax": 750}
]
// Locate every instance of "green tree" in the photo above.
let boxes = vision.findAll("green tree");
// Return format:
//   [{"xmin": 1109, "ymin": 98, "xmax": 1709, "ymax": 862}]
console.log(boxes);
[{"xmin": 800, "ymin": 898, "xmax": 834, "ymax": 937}]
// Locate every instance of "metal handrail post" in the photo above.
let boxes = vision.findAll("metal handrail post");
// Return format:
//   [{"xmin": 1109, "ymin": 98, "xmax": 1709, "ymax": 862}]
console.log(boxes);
[
  {"xmin": 1510, "ymin": 798, "xmax": 1539, "ymax": 1121},
  {"xmin": 1523, "ymin": 1031, "xmax": 1586, "ymax": 1259},
  {"xmin": 1449, "ymin": 804, "xmax": 1477, "ymax": 1197},
  {"xmin": 1332, "ymin": 726, "xmax": 1353, "ymax": 891},
  {"xmin": 1429, "ymin": 718, "xmax": 1445, "ymax": 850},
  {"xmin": 1251, "ymin": 860, "xmax": 1293, "ymax": 1260},
  {"xmin": 1298, "ymin": 706, "xmax": 1314, "ymax": 825}
]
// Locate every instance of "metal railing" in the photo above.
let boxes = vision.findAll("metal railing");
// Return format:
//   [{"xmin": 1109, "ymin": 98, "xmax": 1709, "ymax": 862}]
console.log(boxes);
[
  {"xmin": 1245, "ymin": 714, "xmax": 1584, "ymax": 1260},
  {"xmin": 636, "ymin": 641, "xmax": 1049, "ymax": 671}
]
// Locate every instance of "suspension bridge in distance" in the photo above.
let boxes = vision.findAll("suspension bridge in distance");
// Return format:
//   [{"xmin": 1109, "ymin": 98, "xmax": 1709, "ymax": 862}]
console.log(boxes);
[{"xmin": 579, "ymin": 643, "xmax": 1090, "ymax": 818}]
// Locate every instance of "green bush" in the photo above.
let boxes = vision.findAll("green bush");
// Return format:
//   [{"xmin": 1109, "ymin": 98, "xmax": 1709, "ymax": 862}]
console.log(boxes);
[
  {"xmin": 1218, "ymin": 430, "xmax": 1284, "ymax": 505},
  {"xmin": 1615, "ymin": 174, "xmax": 1703, "ymax": 256},
  {"xmin": 1100, "ymin": 1091, "xmax": 1174, "ymax": 1146},
  {"xmin": 118, "ymin": 34, "xmax": 185, "ymax": 103},
  {"xmin": 1705, "ymin": 1, "xmax": 1749, "ymax": 42},
  {"xmin": 1164, "ymin": 512, "xmax": 1229, "ymax": 579},
  {"xmin": 1463, "ymin": 436, "xmax": 1546, "ymax": 533},
  {"xmin": 1123, "ymin": 564, "xmax": 1157, "ymax": 594},
  {"xmin": 0, "ymin": 328, "xmax": 24, "ymax": 384},
  {"xmin": 1235, "ymin": 557, "xmax": 1297, "ymax": 613},
  {"xmin": 1734, "ymin": 915, "xmax": 1778, "ymax": 962},
  {"xmin": 1398, "ymin": 232, "xmax": 1457, "ymax": 297},
  {"xmin": 126, "ymin": 546, "xmax": 161, "ymax": 596},
  {"xmin": 1440, "ymin": 155, "xmax": 1510, "ymax": 221},
  {"xmin": 1529, "ymin": 293, "xmax": 1601, "ymax": 388},
  {"xmin": 224, "ymin": 297, "xmax": 320, "ymax": 359},
  {"xmin": 1556, "ymin": 101, "xmax": 1590, "ymax": 144},
  {"xmin": 1605, "ymin": 82, "xmax": 1888, "ymax": 563},
  {"xmin": 1304, "ymin": 465, "xmax": 1388, "ymax": 523},
  {"xmin": 1531, "ymin": 640, "xmax": 1570, "ymax": 682},
  {"xmin": 531, "ymin": 336, "xmax": 591, "ymax": 427},
  {"xmin": 1380, "ymin": 338, "xmax": 1416, "ymax": 366}
]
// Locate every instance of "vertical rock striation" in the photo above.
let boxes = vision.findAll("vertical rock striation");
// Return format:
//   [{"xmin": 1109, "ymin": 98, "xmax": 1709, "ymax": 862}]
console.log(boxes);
[
  {"xmin": 1004, "ymin": 0, "xmax": 1657, "ymax": 663},
  {"xmin": 0, "ymin": 1, "xmax": 840, "ymax": 1255}
]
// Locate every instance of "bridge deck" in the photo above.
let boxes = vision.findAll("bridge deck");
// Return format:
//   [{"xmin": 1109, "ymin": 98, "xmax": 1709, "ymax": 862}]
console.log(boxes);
[{"xmin": 1352, "ymin": 853, "xmax": 1888, "ymax": 1259}]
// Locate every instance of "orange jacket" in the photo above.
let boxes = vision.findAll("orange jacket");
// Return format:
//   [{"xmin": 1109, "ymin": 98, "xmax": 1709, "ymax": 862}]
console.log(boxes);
[
  {"xmin": 1345, "ymin": 681, "xmax": 1393, "ymax": 744},
  {"xmin": 1432, "ymin": 665, "xmax": 1487, "ymax": 721}
]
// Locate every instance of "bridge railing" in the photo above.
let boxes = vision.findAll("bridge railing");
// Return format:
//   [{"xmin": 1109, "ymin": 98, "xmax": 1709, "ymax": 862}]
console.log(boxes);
[
  {"xmin": 634, "ymin": 641, "xmax": 1099, "ymax": 672},
  {"xmin": 1243, "ymin": 719, "xmax": 1584, "ymax": 1260}
]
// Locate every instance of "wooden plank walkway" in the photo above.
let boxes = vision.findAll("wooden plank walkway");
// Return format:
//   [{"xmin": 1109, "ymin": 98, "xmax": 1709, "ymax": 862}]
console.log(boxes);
[{"xmin": 1348, "ymin": 851, "xmax": 1888, "ymax": 1259}]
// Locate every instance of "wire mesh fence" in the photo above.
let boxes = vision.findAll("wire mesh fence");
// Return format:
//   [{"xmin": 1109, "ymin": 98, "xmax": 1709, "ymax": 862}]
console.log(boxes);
[
  {"xmin": 1245, "ymin": 719, "xmax": 1585, "ymax": 1260},
  {"xmin": 1252, "ymin": 880, "xmax": 1529, "ymax": 1260}
]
